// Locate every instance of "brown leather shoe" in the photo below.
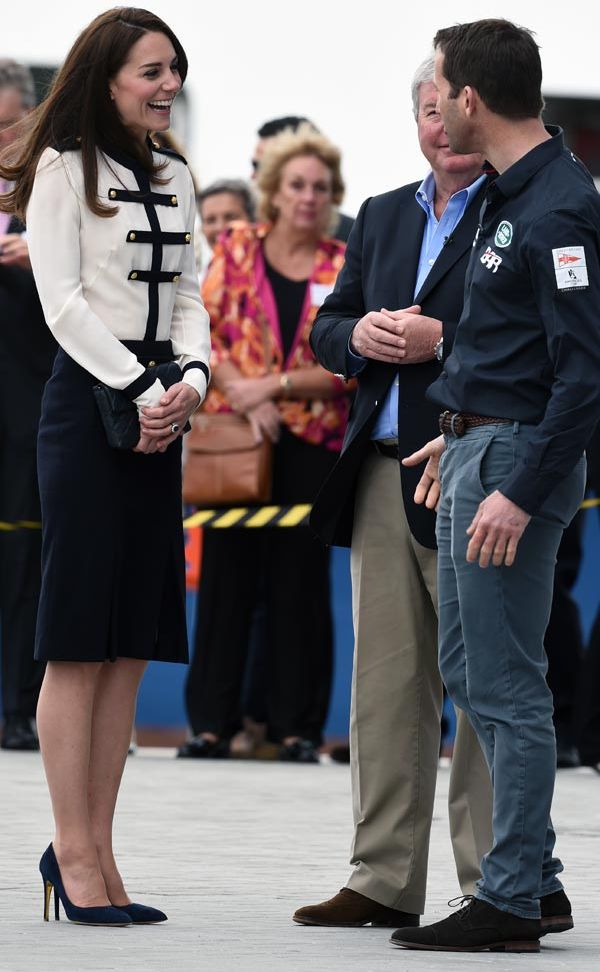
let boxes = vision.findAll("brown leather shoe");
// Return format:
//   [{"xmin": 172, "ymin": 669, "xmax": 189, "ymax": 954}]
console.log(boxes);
[{"xmin": 293, "ymin": 887, "xmax": 420, "ymax": 928}]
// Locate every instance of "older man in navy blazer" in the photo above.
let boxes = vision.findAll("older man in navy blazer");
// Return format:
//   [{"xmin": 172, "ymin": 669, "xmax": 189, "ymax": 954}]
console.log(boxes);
[{"xmin": 293, "ymin": 58, "xmax": 493, "ymax": 929}]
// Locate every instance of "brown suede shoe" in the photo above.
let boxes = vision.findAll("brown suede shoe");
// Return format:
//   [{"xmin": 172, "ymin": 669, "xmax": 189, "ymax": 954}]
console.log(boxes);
[{"xmin": 293, "ymin": 887, "xmax": 420, "ymax": 928}]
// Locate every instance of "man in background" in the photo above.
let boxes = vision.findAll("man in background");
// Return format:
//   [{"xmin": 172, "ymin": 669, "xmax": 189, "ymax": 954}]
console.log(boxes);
[{"xmin": 0, "ymin": 59, "xmax": 56, "ymax": 750}]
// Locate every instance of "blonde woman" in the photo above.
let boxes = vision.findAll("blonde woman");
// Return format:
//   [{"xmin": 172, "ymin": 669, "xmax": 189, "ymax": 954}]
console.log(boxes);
[{"xmin": 179, "ymin": 126, "xmax": 351, "ymax": 764}]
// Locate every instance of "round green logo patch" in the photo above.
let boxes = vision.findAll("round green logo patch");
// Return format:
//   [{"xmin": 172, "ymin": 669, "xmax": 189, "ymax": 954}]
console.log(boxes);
[{"xmin": 494, "ymin": 220, "xmax": 513, "ymax": 248}]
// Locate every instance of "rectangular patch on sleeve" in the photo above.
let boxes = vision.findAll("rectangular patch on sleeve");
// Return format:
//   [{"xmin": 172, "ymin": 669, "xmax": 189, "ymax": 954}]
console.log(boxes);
[{"xmin": 552, "ymin": 246, "xmax": 589, "ymax": 290}]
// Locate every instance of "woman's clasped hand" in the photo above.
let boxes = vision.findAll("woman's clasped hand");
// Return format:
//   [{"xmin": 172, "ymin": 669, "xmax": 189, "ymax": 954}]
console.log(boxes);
[{"xmin": 137, "ymin": 381, "xmax": 201, "ymax": 453}]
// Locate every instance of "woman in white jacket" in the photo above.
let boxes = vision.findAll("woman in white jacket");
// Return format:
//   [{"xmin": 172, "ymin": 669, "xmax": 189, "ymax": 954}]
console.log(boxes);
[{"xmin": 0, "ymin": 7, "xmax": 210, "ymax": 926}]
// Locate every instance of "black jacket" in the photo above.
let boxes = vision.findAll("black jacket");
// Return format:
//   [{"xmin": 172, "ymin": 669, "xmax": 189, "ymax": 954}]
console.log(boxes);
[
  {"xmin": 0, "ymin": 216, "xmax": 56, "ymax": 379},
  {"xmin": 309, "ymin": 180, "xmax": 487, "ymax": 549},
  {"xmin": 428, "ymin": 130, "xmax": 600, "ymax": 515}
]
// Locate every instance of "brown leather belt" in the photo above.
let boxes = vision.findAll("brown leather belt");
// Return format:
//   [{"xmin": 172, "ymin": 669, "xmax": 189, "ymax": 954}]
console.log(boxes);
[{"xmin": 438, "ymin": 411, "xmax": 511, "ymax": 438}]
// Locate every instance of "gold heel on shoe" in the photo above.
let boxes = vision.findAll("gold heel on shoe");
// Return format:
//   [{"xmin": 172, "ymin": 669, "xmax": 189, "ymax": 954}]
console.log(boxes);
[
  {"xmin": 43, "ymin": 880, "xmax": 53, "ymax": 921},
  {"xmin": 39, "ymin": 844, "xmax": 131, "ymax": 926},
  {"xmin": 43, "ymin": 879, "xmax": 60, "ymax": 921}
]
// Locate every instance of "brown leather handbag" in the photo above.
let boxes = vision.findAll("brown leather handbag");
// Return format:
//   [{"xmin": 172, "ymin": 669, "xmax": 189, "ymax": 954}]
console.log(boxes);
[{"xmin": 182, "ymin": 411, "xmax": 272, "ymax": 508}]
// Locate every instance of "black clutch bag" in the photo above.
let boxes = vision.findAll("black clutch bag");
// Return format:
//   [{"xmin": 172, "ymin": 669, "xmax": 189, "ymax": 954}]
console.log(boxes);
[{"xmin": 93, "ymin": 361, "xmax": 186, "ymax": 450}]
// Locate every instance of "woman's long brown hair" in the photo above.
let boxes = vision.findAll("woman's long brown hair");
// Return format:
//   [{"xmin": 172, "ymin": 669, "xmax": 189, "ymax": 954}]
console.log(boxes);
[{"xmin": 0, "ymin": 6, "xmax": 188, "ymax": 221}]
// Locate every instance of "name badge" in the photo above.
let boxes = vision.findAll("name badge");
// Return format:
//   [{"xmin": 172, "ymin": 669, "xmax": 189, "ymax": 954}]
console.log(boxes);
[{"xmin": 310, "ymin": 282, "xmax": 334, "ymax": 306}]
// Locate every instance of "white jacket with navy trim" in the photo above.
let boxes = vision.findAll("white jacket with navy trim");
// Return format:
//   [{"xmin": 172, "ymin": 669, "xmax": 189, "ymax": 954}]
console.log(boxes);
[{"xmin": 26, "ymin": 142, "xmax": 211, "ymax": 411}]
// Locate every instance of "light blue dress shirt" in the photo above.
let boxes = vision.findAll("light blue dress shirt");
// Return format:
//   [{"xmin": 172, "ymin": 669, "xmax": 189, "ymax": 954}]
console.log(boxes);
[{"xmin": 347, "ymin": 171, "xmax": 486, "ymax": 440}]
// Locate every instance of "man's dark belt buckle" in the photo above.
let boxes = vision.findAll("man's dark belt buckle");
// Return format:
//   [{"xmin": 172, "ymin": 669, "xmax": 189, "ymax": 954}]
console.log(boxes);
[{"xmin": 439, "ymin": 410, "xmax": 466, "ymax": 437}]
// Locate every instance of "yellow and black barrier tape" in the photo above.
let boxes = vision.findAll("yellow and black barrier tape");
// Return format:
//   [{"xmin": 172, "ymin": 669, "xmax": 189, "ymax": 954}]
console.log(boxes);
[
  {"xmin": 0, "ymin": 519, "xmax": 42, "ymax": 532},
  {"xmin": 2, "ymin": 496, "xmax": 600, "ymax": 533},
  {"xmin": 0, "ymin": 506, "xmax": 313, "ymax": 531},
  {"xmin": 183, "ymin": 504, "xmax": 312, "ymax": 529}
]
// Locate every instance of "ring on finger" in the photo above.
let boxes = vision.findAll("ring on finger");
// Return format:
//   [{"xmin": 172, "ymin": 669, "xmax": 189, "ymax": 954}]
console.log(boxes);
[{"xmin": 170, "ymin": 422, "xmax": 180, "ymax": 434}]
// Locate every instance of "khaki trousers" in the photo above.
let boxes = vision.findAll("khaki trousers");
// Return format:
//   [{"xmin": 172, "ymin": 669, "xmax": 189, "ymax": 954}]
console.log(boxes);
[{"xmin": 346, "ymin": 451, "xmax": 492, "ymax": 913}]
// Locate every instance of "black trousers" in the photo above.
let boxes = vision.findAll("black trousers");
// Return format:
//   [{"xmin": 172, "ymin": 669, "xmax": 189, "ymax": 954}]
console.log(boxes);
[
  {"xmin": 544, "ymin": 511, "xmax": 584, "ymax": 745},
  {"xmin": 576, "ymin": 423, "xmax": 600, "ymax": 763},
  {"xmin": 0, "ymin": 349, "xmax": 45, "ymax": 718},
  {"xmin": 185, "ymin": 429, "xmax": 336, "ymax": 745}
]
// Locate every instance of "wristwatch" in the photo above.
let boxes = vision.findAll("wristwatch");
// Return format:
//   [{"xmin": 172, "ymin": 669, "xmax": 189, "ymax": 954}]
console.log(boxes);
[
  {"xmin": 279, "ymin": 373, "xmax": 293, "ymax": 396},
  {"xmin": 434, "ymin": 336, "xmax": 444, "ymax": 362}
]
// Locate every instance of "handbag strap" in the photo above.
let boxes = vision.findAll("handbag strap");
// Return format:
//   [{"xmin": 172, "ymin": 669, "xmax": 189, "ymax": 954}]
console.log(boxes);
[{"xmin": 259, "ymin": 304, "xmax": 274, "ymax": 375}]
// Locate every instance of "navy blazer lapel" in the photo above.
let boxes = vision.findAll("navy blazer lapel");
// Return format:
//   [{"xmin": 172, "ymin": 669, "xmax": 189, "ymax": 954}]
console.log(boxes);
[
  {"xmin": 393, "ymin": 200, "xmax": 426, "ymax": 309},
  {"xmin": 364, "ymin": 199, "xmax": 425, "ymax": 402},
  {"xmin": 413, "ymin": 184, "xmax": 487, "ymax": 306}
]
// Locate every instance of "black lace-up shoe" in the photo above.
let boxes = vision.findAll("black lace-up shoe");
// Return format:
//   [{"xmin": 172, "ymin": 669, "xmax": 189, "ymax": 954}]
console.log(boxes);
[
  {"xmin": 1, "ymin": 716, "xmax": 39, "ymax": 751},
  {"xmin": 278, "ymin": 739, "xmax": 319, "ymax": 763},
  {"xmin": 176, "ymin": 735, "xmax": 229, "ymax": 758},
  {"xmin": 540, "ymin": 889, "xmax": 573, "ymax": 935},
  {"xmin": 390, "ymin": 896, "xmax": 541, "ymax": 953}
]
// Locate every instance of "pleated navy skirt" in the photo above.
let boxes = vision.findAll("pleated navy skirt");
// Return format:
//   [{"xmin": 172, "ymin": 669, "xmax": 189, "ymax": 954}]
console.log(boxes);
[{"xmin": 35, "ymin": 341, "xmax": 188, "ymax": 664}]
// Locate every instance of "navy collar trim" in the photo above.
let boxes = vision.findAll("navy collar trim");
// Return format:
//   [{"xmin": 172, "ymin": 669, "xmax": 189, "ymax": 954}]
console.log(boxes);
[
  {"xmin": 492, "ymin": 126, "xmax": 564, "ymax": 199},
  {"xmin": 100, "ymin": 137, "xmax": 156, "ymax": 176}
]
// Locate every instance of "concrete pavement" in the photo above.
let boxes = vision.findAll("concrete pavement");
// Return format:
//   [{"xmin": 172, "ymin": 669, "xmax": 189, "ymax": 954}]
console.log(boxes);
[{"xmin": 1, "ymin": 748, "xmax": 599, "ymax": 972}]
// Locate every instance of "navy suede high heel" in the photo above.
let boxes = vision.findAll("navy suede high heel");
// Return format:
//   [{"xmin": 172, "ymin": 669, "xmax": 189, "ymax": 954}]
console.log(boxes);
[
  {"xmin": 39, "ymin": 844, "xmax": 131, "ymax": 926},
  {"xmin": 118, "ymin": 903, "xmax": 168, "ymax": 923}
]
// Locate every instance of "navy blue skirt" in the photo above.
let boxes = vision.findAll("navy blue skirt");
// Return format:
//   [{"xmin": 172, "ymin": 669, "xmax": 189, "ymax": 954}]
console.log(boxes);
[{"xmin": 35, "ymin": 342, "xmax": 188, "ymax": 664}]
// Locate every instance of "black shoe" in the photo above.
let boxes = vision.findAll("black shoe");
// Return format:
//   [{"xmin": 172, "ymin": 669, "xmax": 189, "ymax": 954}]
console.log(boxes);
[
  {"xmin": 390, "ymin": 896, "xmax": 541, "ymax": 953},
  {"xmin": 556, "ymin": 742, "xmax": 580, "ymax": 769},
  {"xmin": 118, "ymin": 902, "xmax": 168, "ymax": 923},
  {"xmin": 176, "ymin": 735, "xmax": 229, "ymax": 758},
  {"xmin": 279, "ymin": 739, "xmax": 319, "ymax": 763},
  {"xmin": 540, "ymin": 889, "xmax": 573, "ymax": 935},
  {"xmin": 579, "ymin": 755, "xmax": 600, "ymax": 773},
  {"xmin": 1, "ymin": 716, "xmax": 39, "ymax": 751},
  {"xmin": 40, "ymin": 844, "xmax": 131, "ymax": 926},
  {"xmin": 329, "ymin": 744, "xmax": 350, "ymax": 764}
]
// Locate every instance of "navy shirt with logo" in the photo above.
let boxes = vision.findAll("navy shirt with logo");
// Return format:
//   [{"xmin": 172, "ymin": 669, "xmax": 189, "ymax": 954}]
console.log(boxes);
[{"xmin": 427, "ymin": 127, "xmax": 600, "ymax": 515}]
